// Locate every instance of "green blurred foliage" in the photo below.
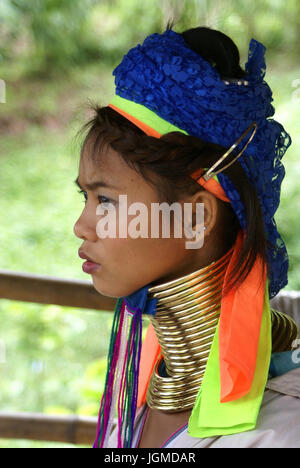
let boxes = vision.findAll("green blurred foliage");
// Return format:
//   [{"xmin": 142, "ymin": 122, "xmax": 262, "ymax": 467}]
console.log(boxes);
[
  {"xmin": 0, "ymin": 299, "xmax": 113, "ymax": 414},
  {"xmin": 0, "ymin": 0, "xmax": 299, "ymax": 448},
  {"xmin": 0, "ymin": 0, "xmax": 300, "ymax": 76},
  {"xmin": 0, "ymin": 0, "xmax": 162, "ymax": 77},
  {"xmin": 0, "ymin": 0, "xmax": 103, "ymax": 76}
]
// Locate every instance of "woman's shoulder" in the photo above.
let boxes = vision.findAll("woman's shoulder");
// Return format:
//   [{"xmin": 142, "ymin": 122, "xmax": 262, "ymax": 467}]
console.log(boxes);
[{"xmin": 164, "ymin": 367, "xmax": 300, "ymax": 449}]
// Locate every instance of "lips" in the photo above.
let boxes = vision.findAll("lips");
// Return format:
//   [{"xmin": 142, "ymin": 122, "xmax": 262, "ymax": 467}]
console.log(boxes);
[{"xmin": 78, "ymin": 250, "xmax": 100, "ymax": 264}]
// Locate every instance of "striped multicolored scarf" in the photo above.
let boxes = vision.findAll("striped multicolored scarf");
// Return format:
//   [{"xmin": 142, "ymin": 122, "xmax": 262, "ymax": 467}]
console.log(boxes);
[{"xmin": 93, "ymin": 287, "xmax": 157, "ymax": 448}]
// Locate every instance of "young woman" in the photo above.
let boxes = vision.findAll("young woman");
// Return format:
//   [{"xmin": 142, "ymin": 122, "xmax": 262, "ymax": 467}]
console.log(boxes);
[{"xmin": 73, "ymin": 24, "xmax": 300, "ymax": 448}]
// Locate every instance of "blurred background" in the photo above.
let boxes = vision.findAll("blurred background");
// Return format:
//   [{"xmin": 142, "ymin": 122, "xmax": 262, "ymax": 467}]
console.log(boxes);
[{"xmin": 0, "ymin": 0, "xmax": 299, "ymax": 448}]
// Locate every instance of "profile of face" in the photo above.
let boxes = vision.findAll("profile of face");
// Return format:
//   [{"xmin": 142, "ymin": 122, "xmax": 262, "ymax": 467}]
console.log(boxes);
[{"xmin": 73, "ymin": 139, "xmax": 220, "ymax": 299}]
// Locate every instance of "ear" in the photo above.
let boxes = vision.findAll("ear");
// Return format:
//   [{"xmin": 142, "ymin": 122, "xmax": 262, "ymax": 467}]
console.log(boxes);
[{"xmin": 189, "ymin": 189, "xmax": 219, "ymax": 237}]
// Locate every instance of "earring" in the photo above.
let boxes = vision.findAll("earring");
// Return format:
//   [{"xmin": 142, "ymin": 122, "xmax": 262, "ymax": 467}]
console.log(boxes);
[{"xmin": 195, "ymin": 225, "xmax": 206, "ymax": 234}]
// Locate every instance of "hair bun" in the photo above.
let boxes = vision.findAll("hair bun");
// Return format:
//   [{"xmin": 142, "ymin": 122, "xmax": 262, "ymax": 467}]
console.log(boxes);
[{"xmin": 181, "ymin": 26, "xmax": 247, "ymax": 80}]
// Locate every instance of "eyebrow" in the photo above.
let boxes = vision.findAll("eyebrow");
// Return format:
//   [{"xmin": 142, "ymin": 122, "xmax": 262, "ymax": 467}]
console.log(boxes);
[{"xmin": 74, "ymin": 176, "xmax": 119, "ymax": 191}]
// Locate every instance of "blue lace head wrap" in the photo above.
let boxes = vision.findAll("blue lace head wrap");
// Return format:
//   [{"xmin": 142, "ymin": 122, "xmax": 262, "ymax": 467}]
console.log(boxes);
[{"xmin": 111, "ymin": 28, "xmax": 292, "ymax": 299}]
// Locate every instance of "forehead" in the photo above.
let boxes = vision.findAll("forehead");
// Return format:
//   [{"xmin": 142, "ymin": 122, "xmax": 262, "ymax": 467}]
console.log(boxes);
[{"xmin": 78, "ymin": 137, "xmax": 158, "ymax": 198}]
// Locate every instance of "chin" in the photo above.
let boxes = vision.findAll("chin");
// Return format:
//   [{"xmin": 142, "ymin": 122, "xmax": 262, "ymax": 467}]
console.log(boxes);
[
  {"xmin": 91, "ymin": 278, "xmax": 125, "ymax": 299},
  {"xmin": 93, "ymin": 276, "xmax": 147, "ymax": 299}
]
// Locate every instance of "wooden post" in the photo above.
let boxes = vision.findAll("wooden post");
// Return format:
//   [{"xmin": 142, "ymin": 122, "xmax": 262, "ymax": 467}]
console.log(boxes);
[
  {"xmin": 0, "ymin": 269, "xmax": 116, "ymax": 312},
  {"xmin": 0, "ymin": 411, "xmax": 98, "ymax": 445}
]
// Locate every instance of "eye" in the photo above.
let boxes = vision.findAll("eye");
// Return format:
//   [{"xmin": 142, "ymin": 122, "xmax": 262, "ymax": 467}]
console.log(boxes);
[
  {"xmin": 97, "ymin": 195, "xmax": 113, "ymax": 206},
  {"xmin": 77, "ymin": 190, "xmax": 113, "ymax": 207},
  {"xmin": 77, "ymin": 189, "xmax": 87, "ymax": 204}
]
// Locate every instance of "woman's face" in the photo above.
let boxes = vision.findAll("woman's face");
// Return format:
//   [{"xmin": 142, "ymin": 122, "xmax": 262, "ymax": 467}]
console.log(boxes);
[{"xmin": 73, "ymin": 141, "xmax": 219, "ymax": 298}]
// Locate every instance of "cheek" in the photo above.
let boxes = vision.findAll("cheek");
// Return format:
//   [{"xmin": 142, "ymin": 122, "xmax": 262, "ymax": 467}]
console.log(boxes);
[
  {"xmin": 92, "ymin": 206, "xmax": 190, "ymax": 297},
  {"xmin": 103, "ymin": 204, "xmax": 189, "ymax": 270},
  {"xmin": 93, "ymin": 235, "xmax": 187, "ymax": 298},
  {"xmin": 110, "ymin": 235, "xmax": 187, "ymax": 280}
]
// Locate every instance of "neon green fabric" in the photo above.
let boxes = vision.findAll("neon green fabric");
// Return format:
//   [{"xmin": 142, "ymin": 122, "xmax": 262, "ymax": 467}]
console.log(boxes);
[
  {"xmin": 188, "ymin": 278, "xmax": 272, "ymax": 437},
  {"xmin": 110, "ymin": 95, "xmax": 189, "ymax": 136}
]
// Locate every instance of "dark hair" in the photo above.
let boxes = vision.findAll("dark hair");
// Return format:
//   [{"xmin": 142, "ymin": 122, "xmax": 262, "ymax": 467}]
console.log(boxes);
[{"xmin": 75, "ymin": 24, "xmax": 270, "ymax": 297}]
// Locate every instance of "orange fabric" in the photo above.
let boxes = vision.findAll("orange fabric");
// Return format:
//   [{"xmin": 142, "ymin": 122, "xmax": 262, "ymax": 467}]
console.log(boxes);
[
  {"xmin": 110, "ymin": 103, "xmax": 266, "ymax": 406},
  {"xmin": 108, "ymin": 104, "xmax": 162, "ymax": 138},
  {"xmin": 219, "ymin": 229, "xmax": 267, "ymax": 402},
  {"xmin": 190, "ymin": 168, "xmax": 231, "ymax": 203},
  {"xmin": 137, "ymin": 323, "xmax": 161, "ymax": 408}
]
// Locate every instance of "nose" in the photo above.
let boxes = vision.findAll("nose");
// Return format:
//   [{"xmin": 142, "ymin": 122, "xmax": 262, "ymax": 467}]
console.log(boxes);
[
  {"xmin": 73, "ymin": 216, "xmax": 83, "ymax": 239},
  {"xmin": 73, "ymin": 211, "xmax": 97, "ymax": 241}
]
